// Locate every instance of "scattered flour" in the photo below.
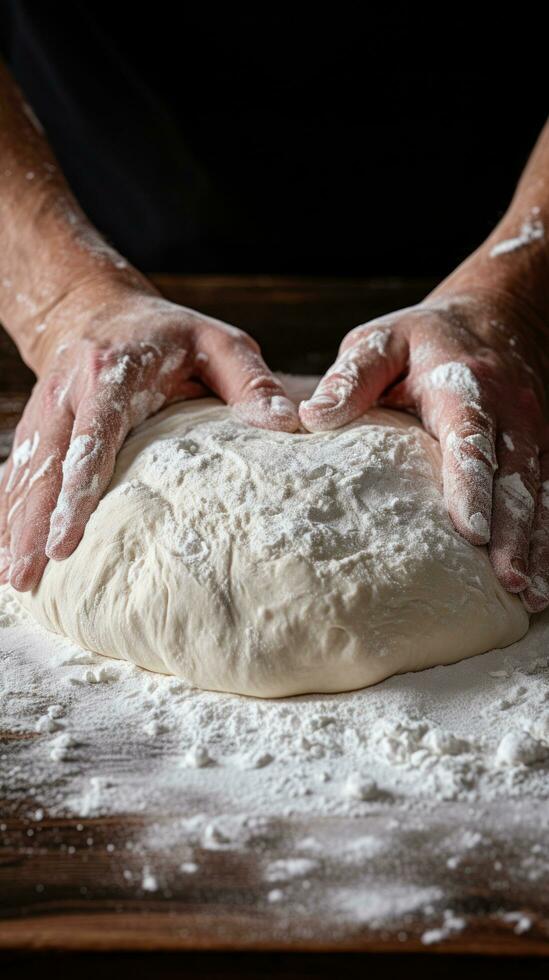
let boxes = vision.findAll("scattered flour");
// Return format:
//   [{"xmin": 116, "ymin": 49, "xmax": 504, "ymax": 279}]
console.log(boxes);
[
  {"xmin": 265, "ymin": 858, "xmax": 318, "ymax": 882},
  {"xmin": 1, "ymin": 583, "xmax": 548, "ymax": 938},
  {"xmin": 422, "ymin": 909, "xmax": 466, "ymax": 945},
  {"xmin": 1, "ymin": 385, "xmax": 548, "ymax": 940}
]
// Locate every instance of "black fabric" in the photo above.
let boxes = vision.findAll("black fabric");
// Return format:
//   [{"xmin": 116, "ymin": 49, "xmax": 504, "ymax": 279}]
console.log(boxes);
[{"xmin": 0, "ymin": 3, "xmax": 546, "ymax": 275}]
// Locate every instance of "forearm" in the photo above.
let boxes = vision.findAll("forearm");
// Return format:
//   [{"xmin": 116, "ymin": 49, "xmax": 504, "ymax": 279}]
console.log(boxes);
[
  {"xmin": 430, "ymin": 118, "xmax": 549, "ymax": 313},
  {"xmin": 0, "ymin": 59, "xmax": 148, "ymax": 372}
]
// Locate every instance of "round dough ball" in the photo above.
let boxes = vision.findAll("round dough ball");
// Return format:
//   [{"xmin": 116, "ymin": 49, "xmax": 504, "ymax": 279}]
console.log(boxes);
[{"xmin": 17, "ymin": 399, "xmax": 528, "ymax": 697}]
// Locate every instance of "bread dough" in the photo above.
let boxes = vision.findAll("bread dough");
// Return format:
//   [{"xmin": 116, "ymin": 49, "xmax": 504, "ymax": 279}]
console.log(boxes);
[{"xmin": 17, "ymin": 395, "xmax": 528, "ymax": 697}]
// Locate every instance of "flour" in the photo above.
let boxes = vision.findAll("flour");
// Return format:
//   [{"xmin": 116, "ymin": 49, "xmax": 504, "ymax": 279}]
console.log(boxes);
[
  {"xmin": 101, "ymin": 355, "xmax": 134, "ymax": 386},
  {"xmin": 265, "ymin": 858, "xmax": 318, "ymax": 881},
  {"xmin": 5, "ymin": 430, "xmax": 39, "ymax": 492},
  {"xmin": 421, "ymin": 909, "xmax": 466, "ymax": 945},
  {"xmin": 497, "ymin": 472, "xmax": 535, "ymax": 523},
  {"xmin": 28, "ymin": 453, "xmax": 55, "ymax": 489},
  {"xmin": 490, "ymin": 210, "xmax": 545, "ymax": 258},
  {"xmin": 428, "ymin": 362, "xmax": 482, "ymax": 408},
  {"xmin": 1, "ymin": 380, "xmax": 547, "ymax": 939},
  {"xmin": 342, "ymin": 773, "xmax": 381, "ymax": 801},
  {"xmin": 46, "ymin": 433, "xmax": 103, "ymax": 553},
  {"xmin": 494, "ymin": 731, "xmax": 549, "ymax": 768},
  {"xmin": 1, "ymin": 584, "xmax": 548, "ymax": 936},
  {"xmin": 363, "ymin": 327, "xmax": 391, "ymax": 355}
]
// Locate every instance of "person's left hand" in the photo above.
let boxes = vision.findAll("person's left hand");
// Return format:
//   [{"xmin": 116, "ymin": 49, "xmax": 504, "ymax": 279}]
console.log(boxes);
[{"xmin": 299, "ymin": 287, "xmax": 549, "ymax": 612}]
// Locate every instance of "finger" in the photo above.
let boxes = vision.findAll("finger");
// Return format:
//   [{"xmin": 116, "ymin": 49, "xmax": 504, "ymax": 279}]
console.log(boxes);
[
  {"xmin": 1, "ymin": 418, "xmax": 43, "ymax": 588},
  {"xmin": 0, "ymin": 484, "xmax": 10, "ymax": 580},
  {"xmin": 489, "ymin": 431, "xmax": 538, "ymax": 592},
  {"xmin": 299, "ymin": 325, "xmax": 409, "ymax": 431},
  {"xmin": 0, "ymin": 546, "xmax": 10, "ymax": 584},
  {"xmin": 45, "ymin": 396, "xmax": 129, "ymax": 561},
  {"xmin": 7, "ymin": 410, "xmax": 74, "ymax": 592},
  {"xmin": 0, "ymin": 409, "xmax": 38, "ymax": 585},
  {"xmin": 0, "ymin": 458, "xmax": 13, "ymax": 583},
  {"xmin": 523, "ymin": 452, "xmax": 549, "ymax": 612},
  {"xmin": 421, "ymin": 361, "xmax": 497, "ymax": 547},
  {"xmin": 193, "ymin": 325, "xmax": 299, "ymax": 432}
]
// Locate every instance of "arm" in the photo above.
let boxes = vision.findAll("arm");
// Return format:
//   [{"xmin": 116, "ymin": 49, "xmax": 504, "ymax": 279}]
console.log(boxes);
[
  {"xmin": 300, "ymin": 119, "xmax": 549, "ymax": 612},
  {"xmin": 0, "ymin": 60, "xmax": 299, "ymax": 591}
]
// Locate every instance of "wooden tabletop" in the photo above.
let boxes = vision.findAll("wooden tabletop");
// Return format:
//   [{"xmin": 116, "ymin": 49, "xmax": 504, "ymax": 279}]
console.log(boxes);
[{"xmin": 1, "ymin": 276, "xmax": 548, "ymax": 970}]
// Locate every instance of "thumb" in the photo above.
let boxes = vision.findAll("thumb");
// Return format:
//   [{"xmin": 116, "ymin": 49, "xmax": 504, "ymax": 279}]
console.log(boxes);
[{"xmin": 299, "ymin": 325, "xmax": 409, "ymax": 431}]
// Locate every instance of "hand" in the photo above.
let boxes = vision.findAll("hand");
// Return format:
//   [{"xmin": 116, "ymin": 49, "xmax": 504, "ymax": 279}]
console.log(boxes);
[
  {"xmin": 299, "ymin": 286, "xmax": 549, "ymax": 612},
  {"xmin": 0, "ymin": 280, "xmax": 299, "ymax": 592}
]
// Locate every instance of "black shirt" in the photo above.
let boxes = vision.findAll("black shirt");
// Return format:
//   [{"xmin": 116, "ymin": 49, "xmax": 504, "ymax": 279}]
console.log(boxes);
[{"xmin": 0, "ymin": 2, "xmax": 546, "ymax": 275}]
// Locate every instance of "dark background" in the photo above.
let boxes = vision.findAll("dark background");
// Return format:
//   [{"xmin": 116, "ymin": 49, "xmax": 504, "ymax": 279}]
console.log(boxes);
[{"xmin": 0, "ymin": 3, "xmax": 547, "ymax": 279}]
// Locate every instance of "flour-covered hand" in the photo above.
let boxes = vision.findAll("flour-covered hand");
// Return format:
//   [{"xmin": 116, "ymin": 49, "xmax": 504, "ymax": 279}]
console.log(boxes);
[
  {"xmin": 0, "ymin": 283, "xmax": 298, "ymax": 592},
  {"xmin": 299, "ymin": 289, "xmax": 549, "ymax": 610}
]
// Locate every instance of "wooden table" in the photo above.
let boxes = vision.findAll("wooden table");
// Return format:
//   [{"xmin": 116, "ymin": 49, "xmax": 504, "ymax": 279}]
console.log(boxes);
[{"xmin": 1, "ymin": 276, "xmax": 548, "ymax": 974}]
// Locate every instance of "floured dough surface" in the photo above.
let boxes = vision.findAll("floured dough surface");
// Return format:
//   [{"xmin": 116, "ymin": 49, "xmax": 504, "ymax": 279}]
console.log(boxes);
[{"xmin": 17, "ymin": 396, "xmax": 528, "ymax": 697}]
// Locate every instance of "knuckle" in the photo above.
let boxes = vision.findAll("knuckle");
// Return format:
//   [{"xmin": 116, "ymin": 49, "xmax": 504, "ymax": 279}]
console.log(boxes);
[
  {"xmin": 466, "ymin": 346, "xmax": 499, "ymax": 375},
  {"xmin": 236, "ymin": 330, "xmax": 261, "ymax": 353},
  {"xmin": 238, "ymin": 373, "xmax": 279, "ymax": 401},
  {"xmin": 446, "ymin": 427, "xmax": 496, "ymax": 474},
  {"xmin": 81, "ymin": 342, "xmax": 146, "ymax": 396},
  {"xmin": 87, "ymin": 346, "xmax": 111, "ymax": 377},
  {"xmin": 500, "ymin": 429, "xmax": 539, "ymax": 467},
  {"xmin": 203, "ymin": 321, "xmax": 259, "ymax": 353},
  {"xmin": 40, "ymin": 373, "xmax": 69, "ymax": 412},
  {"xmin": 341, "ymin": 324, "xmax": 371, "ymax": 348},
  {"xmin": 322, "ymin": 347, "xmax": 363, "ymax": 394},
  {"xmin": 341, "ymin": 317, "xmax": 396, "ymax": 351},
  {"xmin": 495, "ymin": 467, "xmax": 537, "ymax": 524}
]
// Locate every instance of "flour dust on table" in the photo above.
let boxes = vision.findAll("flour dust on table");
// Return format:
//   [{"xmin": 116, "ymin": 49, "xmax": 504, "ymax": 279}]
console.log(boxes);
[
  {"xmin": 1, "ymin": 585, "xmax": 549, "ymax": 939},
  {"xmin": 14, "ymin": 376, "xmax": 527, "ymax": 697}
]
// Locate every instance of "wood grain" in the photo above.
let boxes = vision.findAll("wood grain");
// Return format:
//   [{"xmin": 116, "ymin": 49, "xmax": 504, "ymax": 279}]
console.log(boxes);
[{"xmin": 1, "ymin": 808, "xmax": 548, "ymax": 955}]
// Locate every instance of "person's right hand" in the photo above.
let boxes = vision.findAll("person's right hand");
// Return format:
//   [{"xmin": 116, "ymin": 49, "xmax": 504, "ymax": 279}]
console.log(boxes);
[{"xmin": 0, "ymin": 279, "xmax": 299, "ymax": 592}]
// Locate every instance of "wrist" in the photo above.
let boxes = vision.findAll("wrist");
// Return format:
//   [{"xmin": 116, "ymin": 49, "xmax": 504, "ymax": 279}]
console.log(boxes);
[
  {"xmin": 1, "ymin": 177, "xmax": 152, "ymax": 372},
  {"xmin": 432, "ymin": 207, "xmax": 549, "ymax": 325},
  {"xmin": 423, "ymin": 207, "xmax": 549, "ymax": 390},
  {"xmin": 11, "ymin": 266, "xmax": 156, "ymax": 375}
]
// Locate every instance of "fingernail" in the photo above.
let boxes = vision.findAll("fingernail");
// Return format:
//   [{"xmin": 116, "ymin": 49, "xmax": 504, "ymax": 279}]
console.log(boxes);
[
  {"xmin": 302, "ymin": 393, "xmax": 340, "ymax": 410},
  {"xmin": 233, "ymin": 395, "xmax": 298, "ymax": 432},
  {"xmin": 523, "ymin": 574, "xmax": 549, "ymax": 612},
  {"xmin": 510, "ymin": 558, "xmax": 530, "ymax": 587},
  {"xmin": 270, "ymin": 395, "xmax": 297, "ymax": 418},
  {"xmin": 0, "ymin": 546, "xmax": 11, "ymax": 575},
  {"xmin": 467, "ymin": 512, "xmax": 490, "ymax": 542},
  {"xmin": 9, "ymin": 556, "xmax": 29, "ymax": 588},
  {"xmin": 45, "ymin": 540, "xmax": 62, "ymax": 560}
]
